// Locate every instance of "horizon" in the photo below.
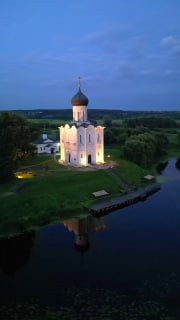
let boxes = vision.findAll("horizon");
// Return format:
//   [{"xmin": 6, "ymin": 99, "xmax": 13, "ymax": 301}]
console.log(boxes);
[
  {"xmin": 1, "ymin": 107, "xmax": 180, "ymax": 113},
  {"xmin": 0, "ymin": 0, "xmax": 180, "ymax": 110}
]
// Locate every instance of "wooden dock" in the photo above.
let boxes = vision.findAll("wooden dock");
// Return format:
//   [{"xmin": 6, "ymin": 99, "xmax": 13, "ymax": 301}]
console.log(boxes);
[{"xmin": 89, "ymin": 183, "xmax": 161, "ymax": 216}]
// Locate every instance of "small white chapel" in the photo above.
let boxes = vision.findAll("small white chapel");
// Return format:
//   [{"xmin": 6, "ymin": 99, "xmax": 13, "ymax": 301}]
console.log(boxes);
[{"xmin": 59, "ymin": 78, "xmax": 105, "ymax": 166}]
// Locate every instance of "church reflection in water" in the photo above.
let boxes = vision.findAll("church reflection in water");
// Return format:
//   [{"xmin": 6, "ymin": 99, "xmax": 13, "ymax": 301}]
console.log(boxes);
[
  {"xmin": 64, "ymin": 216, "xmax": 106, "ymax": 252},
  {"xmin": 0, "ymin": 216, "xmax": 106, "ymax": 275},
  {"xmin": 0, "ymin": 231, "xmax": 35, "ymax": 276}
]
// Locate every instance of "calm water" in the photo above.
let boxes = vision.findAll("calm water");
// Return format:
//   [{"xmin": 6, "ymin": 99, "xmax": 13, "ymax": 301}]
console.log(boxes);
[{"xmin": 0, "ymin": 159, "xmax": 180, "ymax": 314}]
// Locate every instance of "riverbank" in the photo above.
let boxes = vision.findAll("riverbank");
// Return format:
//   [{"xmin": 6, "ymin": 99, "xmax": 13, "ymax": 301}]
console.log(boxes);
[
  {"xmin": 0, "ymin": 149, "xmax": 149, "ymax": 238},
  {"xmin": 1, "ymin": 145, "xmax": 179, "ymax": 239},
  {"xmin": 89, "ymin": 183, "xmax": 161, "ymax": 215}
]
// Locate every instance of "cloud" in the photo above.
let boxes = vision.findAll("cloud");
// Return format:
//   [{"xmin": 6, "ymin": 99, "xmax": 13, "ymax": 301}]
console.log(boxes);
[
  {"xmin": 117, "ymin": 60, "xmax": 180, "ymax": 80},
  {"xmin": 81, "ymin": 26, "xmax": 127, "ymax": 43},
  {"xmin": 161, "ymin": 36, "xmax": 180, "ymax": 47},
  {"xmin": 23, "ymin": 53, "xmax": 68, "ymax": 65},
  {"xmin": 117, "ymin": 62, "xmax": 135, "ymax": 78},
  {"xmin": 81, "ymin": 30, "xmax": 111, "ymax": 43},
  {"xmin": 117, "ymin": 61, "xmax": 160, "ymax": 79},
  {"xmin": 161, "ymin": 36, "xmax": 180, "ymax": 55},
  {"xmin": 81, "ymin": 27, "xmax": 129, "ymax": 55},
  {"xmin": 164, "ymin": 69, "xmax": 180, "ymax": 76}
]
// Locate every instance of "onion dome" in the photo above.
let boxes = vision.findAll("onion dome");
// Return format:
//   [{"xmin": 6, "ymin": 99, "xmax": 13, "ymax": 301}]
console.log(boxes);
[
  {"xmin": 74, "ymin": 235, "xmax": 90, "ymax": 252},
  {"xmin": 71, "ymin": 76, "xmax": 89, "ymax": 106}
]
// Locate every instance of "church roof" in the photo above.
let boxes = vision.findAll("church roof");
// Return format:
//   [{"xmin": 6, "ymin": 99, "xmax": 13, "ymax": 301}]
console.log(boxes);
[
  {"xmin": 69, "ymin": 121, "xmax": 99, "ymax": 128},
  {"xmin": 71, "ymin": 78, "xmax": 89, "ymax": 106},
  {"xmin": 71, "ymin": 88, "xmax": 89, "ymax": 106}
]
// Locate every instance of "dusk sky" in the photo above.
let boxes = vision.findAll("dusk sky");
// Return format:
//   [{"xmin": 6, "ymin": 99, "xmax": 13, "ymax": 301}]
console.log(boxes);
[{"xmin": 0, "ymin": 0, "xmax": 180, "ymax": 110}]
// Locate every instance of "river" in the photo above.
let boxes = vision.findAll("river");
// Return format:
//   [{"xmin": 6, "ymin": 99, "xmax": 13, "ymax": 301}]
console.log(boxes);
[{"xmin": 0, "ymin": 159, "xmax": 180, "ymax": 318}]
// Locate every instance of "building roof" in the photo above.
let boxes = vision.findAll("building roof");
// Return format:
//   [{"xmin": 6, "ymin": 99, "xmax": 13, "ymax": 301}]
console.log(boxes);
[
  {"xmin": 34, "ymin": 137, "xmax": 58, "ymax": 144},
  {"xmin": 68, "ymin": 121, "xmax": 101, "ymax": 129},
  {"xmin": 144, "ymin": 175, "xmax": 155, "ymax": 180},
  {"xmin": 71, "ymin": 88, "xmax": 89, "ymax": 106}
]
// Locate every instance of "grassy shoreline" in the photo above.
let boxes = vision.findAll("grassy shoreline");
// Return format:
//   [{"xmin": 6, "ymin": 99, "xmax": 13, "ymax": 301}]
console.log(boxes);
[{"xmin": 0, "ymin": 145, "xmax": 179, "ymax": 239}]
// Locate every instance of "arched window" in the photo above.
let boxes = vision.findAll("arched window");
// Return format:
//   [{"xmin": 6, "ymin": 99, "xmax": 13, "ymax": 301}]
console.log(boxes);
[
  {"xmin": 89, "ymin": 134, "xmax": 91, "ymax": 143},
  {"xmin": 97, "ymin": 133, "xmax": 100, "ymax": 143},
  {"xmin": 78, "ymin": 112, "xmax": 80, "ymax": 121},
  {"xmin": 80, "ymin": 135, "xmax": 82, "ymax": 144}
]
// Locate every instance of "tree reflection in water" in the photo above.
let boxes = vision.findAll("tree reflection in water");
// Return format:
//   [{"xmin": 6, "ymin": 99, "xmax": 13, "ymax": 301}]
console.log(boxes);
[
  {"xmin": 0, "ymin": 231, "xmax": 35, "ymax": 276},
  {"xmin": 175, "ymin": 158, "xmax": 180, "ymax": 170},
  {"xmin": 157, "ymin": 161, "xmax": 169, "ymax": 174}
]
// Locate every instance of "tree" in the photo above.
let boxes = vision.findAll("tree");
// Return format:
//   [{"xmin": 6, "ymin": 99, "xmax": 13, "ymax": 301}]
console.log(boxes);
[
  {"xmin": 103, "ymin": 115, "xmax": 112, "ymax": 127},
  {"xmin": 123, "ymin": 133, "xmax": 157, "ymax": 168},
  {"xmin": 116, "ymin": 132, "xmax": 128, "ymax": 144},
  {"xmin": 178, "ymin": 132, "xmax": 180, "ymax": 146},
  {"xmin": 154, "ymin": 133, "xmax": 168, "ymax": 155},
  {"xmin": 176, "ymin": 158, "xmax": 180, "ymax": 170},
  {"xmin": 0, "ymin": 112, "xmax": 35, "ymax": 182},
  {"xmin": 123, "ymin": 132, "xmax": 169, "ymax": 168},
  {"xmin": 104, "ymin": 129, "xmax": 115, "ymax": 144},
  {"xmin": 127, "ymin": 117, "xmax": 179, "ymax": 129}
]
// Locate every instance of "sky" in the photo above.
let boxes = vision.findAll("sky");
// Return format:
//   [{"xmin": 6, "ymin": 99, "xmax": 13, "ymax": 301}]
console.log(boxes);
[{"xmin": 0, "ymin": 0, "xmax": 180, "ymax": 110}]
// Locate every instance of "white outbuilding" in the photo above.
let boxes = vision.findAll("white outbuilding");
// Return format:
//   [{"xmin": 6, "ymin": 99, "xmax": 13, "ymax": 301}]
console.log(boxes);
[
  {"xmin": 34, "ymin": 132, "xmax": 60, "ymax": 154},
  {"xmin": 59, "ymin": 78, "xmax": 105, "ymax": 166}
]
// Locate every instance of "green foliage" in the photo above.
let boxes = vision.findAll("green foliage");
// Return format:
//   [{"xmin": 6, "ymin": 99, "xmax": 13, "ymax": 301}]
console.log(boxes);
[
  {"xmin": 154, "ymin": 133, "xmax": 169, "ymax": 155},
  {"xmin": 103, "ymin": 114, "xmax": 112, "ymax": 127},
  {"xmin": 0, "ymin": 148, "xmax": 151, "ymax": 237},
  {"xmin": 104, "ymin": 126, "xmax": 151, "ymax": 146},
  {"xmin": 0, "ymin": 113, "xmax": 35, "ymax": 182},
  {"xmin": 127, "ymin": 117, "xmax": 179, "ymax": 129},
  {"xmin": 116, "ymin": 131, "xmax": 128, "ymax": 144},
  {"xmin": 178, "ymin": 132, "xmax": 180, "ymax": 146},
  {"xmin": 104, "ymin": 128, "xmax": 115, "ymax": 144},
  {"xmin": 128, "ymin": 126, "xmax": 150, "ymax": 136},
  {"xmin": 123, "ymin": 133, "xmax": 168, "ymax": 168}
]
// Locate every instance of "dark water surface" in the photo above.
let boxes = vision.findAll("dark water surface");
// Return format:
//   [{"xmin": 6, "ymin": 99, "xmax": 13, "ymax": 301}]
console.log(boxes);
[{"xmin": 0, "ymin": 159, "xmax": 180, "ymax": 315}]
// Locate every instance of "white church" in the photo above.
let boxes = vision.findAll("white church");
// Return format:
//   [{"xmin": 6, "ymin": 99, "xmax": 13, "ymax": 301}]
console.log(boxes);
[{"xmin": 59, "ymin": 78, "xmax": 105, "ymax": 166}]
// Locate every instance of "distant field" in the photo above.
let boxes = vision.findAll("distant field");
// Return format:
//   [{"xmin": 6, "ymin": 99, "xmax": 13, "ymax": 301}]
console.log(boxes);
[
  {"xmin": 29, "ymin": 119, "xmax": 66, "ymax": 126},
  {"xmin": 112, "ymin": 119, "xmax": 123, "ymax": 125},
  {"xmin": 29, "ymin": 118, "xmax": 123, "ymax": 126}
]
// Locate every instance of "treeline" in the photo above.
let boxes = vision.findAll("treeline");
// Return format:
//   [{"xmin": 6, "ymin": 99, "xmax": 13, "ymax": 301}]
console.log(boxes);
[
  {"xmin": 104, "ymin": 125, "xmax": 172, "ymax": 168},
  {"xmin": 126, "ymin": 117, "xmax": 179, "ymax": 129},
  {"xmin": 14, "ymin": 109, "xmax": 125, "ymax": 120},
  {"xmin": 1, "ymin": 109, "xmax": 180, "ymax": 121},
  {"xmin": 104, "ymin": 126, "xmax": 150, "ymax": 145}
]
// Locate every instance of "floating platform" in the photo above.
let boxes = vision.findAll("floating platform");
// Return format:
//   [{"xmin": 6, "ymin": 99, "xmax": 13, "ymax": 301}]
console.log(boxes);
[{"xmin": 89, "ymin": 183, "xmax": 161, "ymax": 216}]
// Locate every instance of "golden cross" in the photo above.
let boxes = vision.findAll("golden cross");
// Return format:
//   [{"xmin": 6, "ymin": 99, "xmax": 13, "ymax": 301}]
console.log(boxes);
[{"xmin": 78, "ymin": 76, "xmax": 81, "ymax": 89}]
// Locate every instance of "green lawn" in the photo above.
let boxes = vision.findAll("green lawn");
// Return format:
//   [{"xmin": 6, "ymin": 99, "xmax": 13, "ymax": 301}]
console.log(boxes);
[
  {"xmin": 0, "ymin": 139, "xmax": 179, "ymax": 238},
  {"xmin": 0, "ymin": 170, "xmax": 120, "ymax": 237},
  {"xmin": 0, "ymin": 148, "xmax": 151, "ymax": 238},
  {"xmin": 104, "ymin": 147, "xmax": 149, "ymax": 187}
]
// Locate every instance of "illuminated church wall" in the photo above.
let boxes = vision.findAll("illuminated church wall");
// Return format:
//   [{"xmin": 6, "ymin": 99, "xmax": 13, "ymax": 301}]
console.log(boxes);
[{"xmin": 59, "ymin": 78, "xmax": 105, "ymax": 167}]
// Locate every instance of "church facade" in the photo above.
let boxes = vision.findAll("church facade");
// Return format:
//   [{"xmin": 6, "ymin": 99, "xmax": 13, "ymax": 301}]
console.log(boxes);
[{"xmin": 59, "ymin": 79, "xmax": 105, "ymax": 166}]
